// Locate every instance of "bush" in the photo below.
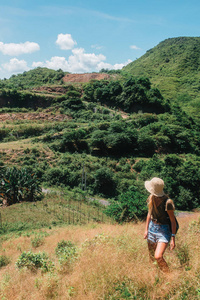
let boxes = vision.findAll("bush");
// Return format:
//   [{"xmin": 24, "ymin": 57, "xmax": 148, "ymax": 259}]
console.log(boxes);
[
  {"xmin": 16, "ymin": 251, "xmax": 54, "ymax": 272},
  {"xmin": 45, "ymin": 167, "xmax": 64, "ymax": 186},
  {"xmin": 55, "ymin": 240, "xmax": 78, "ymax": 271},
  {"xmin": 175, "ymin": 243, "xmax": 190, "ymax": 266},
  {"xmin": 105, "ymin": 187, "xmax": 147, "ymax": 223},
  {"xmin": 31, "ymin": 235, "xmax": 45, "ymax": 248},
  {"xmin": 94, "ymin": 167, "xmax": 117, "ymax": 197},
  {"xmin": 137, "ymin": 132, "xmax": 156, "ymax": 156},
  {"xmin": 0, "ymin": 255, "xmax": 10, "ymax": 268},
  {"xmin": 105, "ymin": 277, "xmax": 149, "ymax": 300}
]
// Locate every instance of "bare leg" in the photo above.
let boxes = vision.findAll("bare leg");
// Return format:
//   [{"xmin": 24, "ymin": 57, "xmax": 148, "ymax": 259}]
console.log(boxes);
[{"xmin": 154, "ymin": 242, "xmax": 169, "ymax": 272}]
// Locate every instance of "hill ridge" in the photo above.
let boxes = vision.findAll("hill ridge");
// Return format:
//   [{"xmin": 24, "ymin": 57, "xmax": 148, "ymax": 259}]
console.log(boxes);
[{"xmin": 123, "ymin": 36, "xmax": 200, "ymax": 113}]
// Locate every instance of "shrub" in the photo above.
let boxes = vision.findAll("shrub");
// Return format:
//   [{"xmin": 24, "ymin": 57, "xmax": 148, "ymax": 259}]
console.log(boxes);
[
  {"xmin": 45, "ymin": 167, "xmax": 64, "ymax": 186},
  {"xmin": 16, "ymin": 251, "xmax": 54, "ymax": 272},
  {"xmin": 105, "ymin": 187, "xmax": 147, "ymax": 223},
  {"xmin": 31, "ymin": 235, "xmax": 45, "ymax": 248},
  {"xmin": 55, "ymin": 240, "xmax": 78, "ymax": 271},
  {"xmin": 132, "ymin": 159, "xmax": 147, "ymax": 172},
  {"xmin": 189, "ymin": 218, "xmax": 200, "ymax": 233},
  {"xmin": 94, "ymin": 167, "xmax": 117, "ymax": 197},
  {"xmin": 105, "ymin": 277, "xmax": 149, "ymax": 300},
  {"xmin": 137, "ymin": 132, "xmax": 156, "ymax": 156},
  {"xmin": 177, "ymin": 187, "xmax": 194, "ymax": 211},
  {"xmin": 175, "ymin": 243, "xmax": 190, "ymax": 266},
  {"xmin": 0, "ymin": 255, "xmax": 10, "ymax": 268}
]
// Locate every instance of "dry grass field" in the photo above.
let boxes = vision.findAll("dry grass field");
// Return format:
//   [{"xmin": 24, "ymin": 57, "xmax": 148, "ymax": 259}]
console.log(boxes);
[{"xmin": 0, "ymin": 212, "xmax": 199, "ymax": 300}]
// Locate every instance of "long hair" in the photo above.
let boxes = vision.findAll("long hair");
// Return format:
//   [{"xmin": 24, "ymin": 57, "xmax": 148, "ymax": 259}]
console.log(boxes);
[{"xmin": 147, "ymin": 194, "xmax": 168, "ymax": 215}]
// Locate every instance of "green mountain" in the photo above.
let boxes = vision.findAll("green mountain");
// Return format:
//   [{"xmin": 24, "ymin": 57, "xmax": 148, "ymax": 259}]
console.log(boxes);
[
  {"xmin": 123, "ymin": 37, "xmax": 200, "ymax": 115},
  {"xmin": 0, "ymin": 67, "xmax": 67, "ymax": 89}
]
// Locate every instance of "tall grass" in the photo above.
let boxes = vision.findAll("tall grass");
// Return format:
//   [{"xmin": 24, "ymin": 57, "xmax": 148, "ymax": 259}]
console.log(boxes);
[
  {"xmin": 0, "ymin": 212, "xmax": 199, "ymax": 299},
  {"xmin": 0, "ymin": 191, "xmax": 110, "ymax": 237}
]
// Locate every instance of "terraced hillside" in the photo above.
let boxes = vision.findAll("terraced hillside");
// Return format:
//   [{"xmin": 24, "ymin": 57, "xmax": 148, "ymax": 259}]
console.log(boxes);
[{"xmin": 0, "ymin": 68, "xmax": 200, "ymax": 213}]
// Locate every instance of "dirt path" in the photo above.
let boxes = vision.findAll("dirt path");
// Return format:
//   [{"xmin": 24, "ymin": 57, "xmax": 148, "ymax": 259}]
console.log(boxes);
[{"xmin": 176, "ymin": 211, "xmax": 197, "ymax": 218}]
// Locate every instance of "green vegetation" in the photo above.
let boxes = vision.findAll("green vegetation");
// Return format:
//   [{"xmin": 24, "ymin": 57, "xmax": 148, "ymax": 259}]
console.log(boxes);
[
  {"xmin": 123, "ymin": 37, "xmax": 200, "ymax": 116},
  {"xmin": 0, "ymin": 67, "xmax": 66, "ymax": 89},
  {"xmin": 0, "ymin": 38, "xmax": 199, "ymax": 299},
  {"xmin": 16, "ymin": 251, "xmax": 54, "ymax": 272},
  {"xmin": 105, "ymin": 188, "xmax": 147, "ymax": 222},
  {"xmin": 0, "ymin": 46, "xmax": 200, "ymax": 223},
  {"xmin": 0, "ymin": 166, "xmax": 42, "ymax": 205},
  {"xmin": 55, "ymin": 240, "xmax": 78, "ymax": 271},
  {"xmin": 0, "ymin": 255, "xmax": 10, "ymax": 268},
  {"xmin": 0, "ymin": 190, "xmax": 110, "ymax": 237}
]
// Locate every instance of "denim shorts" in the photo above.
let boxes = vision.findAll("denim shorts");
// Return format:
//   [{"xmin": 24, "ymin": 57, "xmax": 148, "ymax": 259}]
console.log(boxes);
[{"xmin": 147, "ymin": 220, "xmax": 171, "ymax": 244}]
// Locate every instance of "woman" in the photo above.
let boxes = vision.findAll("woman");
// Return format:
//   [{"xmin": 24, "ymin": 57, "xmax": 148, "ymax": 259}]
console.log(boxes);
[{"xmin": 144, "ymin": 177, "xmax": 177, "ymax": 272}]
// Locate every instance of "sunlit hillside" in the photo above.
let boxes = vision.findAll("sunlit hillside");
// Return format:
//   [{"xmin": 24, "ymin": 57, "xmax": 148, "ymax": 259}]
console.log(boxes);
[{"xmin": 123, "ymin": 37, "xmax": 200, "ymax": 116}]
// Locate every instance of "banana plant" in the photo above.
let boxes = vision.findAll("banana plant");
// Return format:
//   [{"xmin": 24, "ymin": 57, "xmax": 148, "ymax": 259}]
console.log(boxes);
[{"xmin": 0, "ymin": 167, "xmax": 42, "ymax": 206}]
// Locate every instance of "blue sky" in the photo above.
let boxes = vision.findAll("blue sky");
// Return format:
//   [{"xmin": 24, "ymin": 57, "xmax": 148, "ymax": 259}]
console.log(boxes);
[{"xmin": 0, "ymin": 0, "xmax": 200, "ymax": 79}]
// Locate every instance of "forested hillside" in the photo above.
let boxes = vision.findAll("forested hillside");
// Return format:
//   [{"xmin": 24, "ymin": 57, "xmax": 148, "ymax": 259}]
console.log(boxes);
[
  {"xmin": 123, "ymin": 37, "xmax": 200, "ymax": 117},
  {"xmin": 0, "ymin": 64, "xmax": 200, "ymax": 221}
]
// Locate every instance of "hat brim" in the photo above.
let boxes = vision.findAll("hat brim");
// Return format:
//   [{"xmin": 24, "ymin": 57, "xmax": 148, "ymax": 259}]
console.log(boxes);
[{"xmin": 144, "ymin": 180, "xmax": 165, "ymax": 197}]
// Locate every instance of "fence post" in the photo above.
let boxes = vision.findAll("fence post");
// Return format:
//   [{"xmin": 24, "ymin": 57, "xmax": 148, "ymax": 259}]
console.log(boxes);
[
  {"xmin": 0, "ymin": 211, "xmax": 2, "ymax": 228},
  {"xmin": 69, "ymin": 198, "xmax": 71, "ymax": 224},
  {"xmin": 82, "ymin": 163, "xmax": 84, "ymax": 191},
  {"xmin": 84, "ymin": 172, "xmax": 87, "ymax": 191},
  {"xmin": 102, "ymin": 211, "xmax": 104, "ymax": 223},
  {"xmin": 80, "ymin": 200, "xmax": 82, "ymax": 223},
  {"xmin": 73, "ymin": 207, "xmax": 75, "ymax": 224}
]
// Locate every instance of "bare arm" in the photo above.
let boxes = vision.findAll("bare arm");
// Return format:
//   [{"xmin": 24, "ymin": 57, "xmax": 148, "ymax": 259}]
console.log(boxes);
[
  {"xmin": 167, "ymin": 210, "xmax": 176, "ymax": 250},
  {"xmin": 144, "ymin": 212, "xmax": 151, "ymax": 239}
]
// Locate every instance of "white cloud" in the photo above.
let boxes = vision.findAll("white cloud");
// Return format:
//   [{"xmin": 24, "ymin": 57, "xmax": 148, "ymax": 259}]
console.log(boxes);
[
  {"xmin": 32, "ymin": 56, "xmax": 69, "ymax": 70},
  {"xmin": 130, "ymin": 45, "xmax": 141, "ymax": 50},
  {"xmin": 91, "ymin": 44, "xmax": 104, "ymax": 50},
  {"xmin": 56, "ymin": 33, "xmax": 77, "ymax": 50},
  {"xmin": 2, "ymin": 58, "xmax": 29, "ymax": 73},
  {"xmin": 97, "ymin": 59, "xmax": 132, "ymax": 71},
  {"xmin": 0, "ymin": 33, "xmax": 133, "ymax": 78},
  {"xmin": 31, "ymin": 61, "xmax": 44, "ymax": 68},
  {"xmin": 32, "ymin": 48, "xmax": 107, "ymax": 73},
  {"xmin": 69, "ymin": 48, "xmax": 106, "ymax": 72},
  {"xmin": 0, "ymin": 41, "xmax": 40, "ymax": 56},
  {"xmin": 32, "ymin": 50, "xmax": 131, "ymax": 73},
  {"xmin": 113, "ymin": 59, "xmax": 132, "ymax": 69}
]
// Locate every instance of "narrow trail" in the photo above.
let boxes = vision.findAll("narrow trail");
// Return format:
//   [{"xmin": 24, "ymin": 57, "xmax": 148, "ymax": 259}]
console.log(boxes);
[{"xmin": 176, "ymin": 211, "xmax": 197, "ymax": 218}]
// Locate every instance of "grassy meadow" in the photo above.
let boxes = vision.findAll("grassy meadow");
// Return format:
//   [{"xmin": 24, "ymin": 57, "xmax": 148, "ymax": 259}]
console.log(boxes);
[
  {"xmin": 0, "ymin": 190, "xmax": 111, "ymax": 235},
  {"xmin": 0, "ymin": 207, "xmax": 199, "ymax": 299}
]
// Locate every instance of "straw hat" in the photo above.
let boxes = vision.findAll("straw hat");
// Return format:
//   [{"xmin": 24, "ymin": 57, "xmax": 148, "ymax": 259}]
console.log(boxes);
[{"xmin": 144, "ymin": 177, "xmax": 165, "ymax": 197}]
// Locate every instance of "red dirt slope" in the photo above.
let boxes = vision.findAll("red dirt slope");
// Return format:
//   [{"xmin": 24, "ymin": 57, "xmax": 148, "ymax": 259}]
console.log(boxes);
[{"xmin": 63, "ymin": 73, "xmax": 110, "ymax": 83}]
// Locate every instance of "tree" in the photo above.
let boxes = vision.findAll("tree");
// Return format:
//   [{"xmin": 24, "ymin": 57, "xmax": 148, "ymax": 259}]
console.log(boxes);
[
  {"xmin": 105, "ymin": 187, "xmax": 147, "ymax": 222},
  {"xmin": 94, "ymin": 167, "xmax": 116, "ymax": 196},
  {"xmin": 90, "ymin": 130, "xmax": 107, "ymax": 153},
  {"xmin": 137, "ymin": 132, "xmax": 156, "ymax": 156},
  {"xmin": 136, "ymin": 77, "xmax": 151, "ymax": 90}
]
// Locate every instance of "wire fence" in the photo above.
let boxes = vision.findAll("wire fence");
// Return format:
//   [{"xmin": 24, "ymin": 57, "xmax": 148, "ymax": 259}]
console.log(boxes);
[
  {"xmin": 41, "ymin": 195, "xmax": 107, "ymax": 224},
  {"xmin": 0, "ymin": 192, "xmax": 111, "ymax": 233}
]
